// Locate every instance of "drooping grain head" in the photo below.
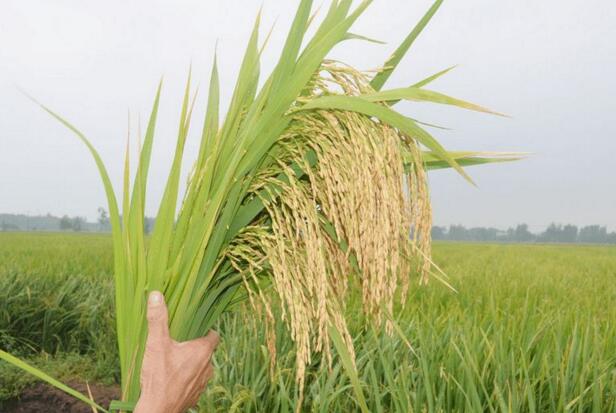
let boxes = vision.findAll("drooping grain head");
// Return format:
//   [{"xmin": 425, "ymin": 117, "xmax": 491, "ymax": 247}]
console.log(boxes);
[{"xmin": 226, "ymin": 63, "xmax": 433, "ymax": 396}]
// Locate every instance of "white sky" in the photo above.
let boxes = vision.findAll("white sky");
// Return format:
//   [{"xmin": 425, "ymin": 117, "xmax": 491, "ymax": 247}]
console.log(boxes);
[{"xmin": 1, "ymin": 0, "xmax": 615, "ymax": 231}]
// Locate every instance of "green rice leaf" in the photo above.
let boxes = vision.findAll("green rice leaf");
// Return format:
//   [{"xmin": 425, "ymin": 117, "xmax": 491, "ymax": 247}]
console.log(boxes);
[
  {"xmin": 360, "ymin": 86, "xmax": 507, "ymax": 116},
  {"xmin": 24, "ymin": 96, "xmax": 129, "ymax": 379},
  {"xmin": 411, "ymin": 65, "xmax": 457, "ymax": 88},
  {"xmin": 130, "ymin": 81, "xmax": 162, "ymax": 212},
  {"xmin": 271, "ymin": 0, "xmax": 313, "ymax": 90},
  {"xmin": 0, "ymin": 350, "xmax": 108, "ymax": 413},
  {"xmin": 147, "ymin": 71, "xmax": 194, "ymax": 292},
  {"xmin": 419, "ymin": 151, "xmax": 525, "ymax": 170},
  {"xmin": 343, "ymin": 32, "xmax": 385, "ymax": 44},
  {"xmin": 370, "ymin": 0, "xmax": 444, "ymax": 91},
  {"xmin": 198, "ymin": 56, "xmax": 220, "ymax": 169},
  {"xmin": 384, "ymin": 65, "xmax": 456, "ymax": 106},
  {"xmin": 329, "ymin": 325, "xmax": 370, "ymax": 413}
]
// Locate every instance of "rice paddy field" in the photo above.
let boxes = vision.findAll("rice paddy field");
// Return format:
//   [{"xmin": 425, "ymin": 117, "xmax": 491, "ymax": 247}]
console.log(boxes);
[{"xmin": 1, "ymin": 231, "xmax": 615, "ymax": 412}]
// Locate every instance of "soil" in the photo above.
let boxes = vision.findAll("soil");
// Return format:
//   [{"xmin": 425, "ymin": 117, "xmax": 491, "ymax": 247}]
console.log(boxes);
[{"xmin": 1, "ymin": 382, "xmax": 120, "ymax": 413}]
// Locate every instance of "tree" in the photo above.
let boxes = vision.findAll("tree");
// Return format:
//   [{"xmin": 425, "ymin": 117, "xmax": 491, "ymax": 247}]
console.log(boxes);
[
  {"xmin": 579, "ymin": 225, "xmax": 608, "ymax": 243},
  {"xmin": 71, "ymin": 216, "xmax": 85, "ymax": 232},
  {"xmin": 513, "ymin": 224, "xmax": 534, "ymax": 242},
  {"xmin": 538, "ymin": 223, "xmax": 563, "ymax": 243},
  {"xmin": 468, "ymin": 227, "xmax": 499, "ymax": 242},
  {"xmin": 1, "ymin": 221, "xmax": 19, "ymax": 231},
  {"xmin": 98, "ymin": 207, "xmax": 110, "ymax": 231},
  {"xmin": 562, "ymin": 224, "xmax": 578, "ymax": 243},
  {"xmin": 59, "ymin": 215, "xmax": 72, "ymax": 231},
  {"xmin": 431, "ymin": 226, "xmax": 446, "ymax": 240},
  {"xmin": 448, "ymin": 225, "xmax": 468, "ymax": 241}
]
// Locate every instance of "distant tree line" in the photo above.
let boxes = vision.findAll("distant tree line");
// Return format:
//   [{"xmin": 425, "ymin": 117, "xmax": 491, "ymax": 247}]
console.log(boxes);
[
  {"xmin": 0, "ymin": 213, "xmax": 95, "ymax": 232},
  {"xmin": 1, "ymin": 212, "xmax": 614, "ymax": 244},
  {"xmin": 59, "ymin": 215, "xmax": 87, "ymax": 232},
  {"xmin": 0, "ymin": 209, "xmax": 155, "ymax": 234},
  {"xmin": 432, "ymin": 223, "xmax": 616, "ymax": 244}
]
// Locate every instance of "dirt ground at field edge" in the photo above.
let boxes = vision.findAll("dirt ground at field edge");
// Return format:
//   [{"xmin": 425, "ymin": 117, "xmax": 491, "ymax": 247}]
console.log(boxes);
[{"xmin": 1, "ymin": 382, "xmax": 120, "ymax": 413}]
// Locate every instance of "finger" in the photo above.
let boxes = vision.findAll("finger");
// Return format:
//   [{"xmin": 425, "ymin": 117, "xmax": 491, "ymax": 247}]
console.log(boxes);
[
  {"xmin": 192, "ymin": 330, "xmax": 220, "ymax": 357},
  {"xmin": 146, "ymin": 291, "xmax": 170, "ymax": 344}
]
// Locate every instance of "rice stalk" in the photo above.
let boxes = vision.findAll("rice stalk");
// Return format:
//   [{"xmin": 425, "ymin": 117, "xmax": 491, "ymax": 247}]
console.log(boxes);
[{"xmin": 0, "ymin": 1, "xmax": 517, "ymax": 411}]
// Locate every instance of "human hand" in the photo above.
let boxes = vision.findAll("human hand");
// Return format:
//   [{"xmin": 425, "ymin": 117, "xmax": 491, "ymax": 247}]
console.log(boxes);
[{"xmin": 134, "ymin": 291, "xmax": 219, "ymax": 413}]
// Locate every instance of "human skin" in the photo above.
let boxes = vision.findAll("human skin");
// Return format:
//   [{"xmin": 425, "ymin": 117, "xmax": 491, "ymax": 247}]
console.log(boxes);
[{"xmin": 134, "ymin": 291, "xmax": 219, "ymax": 413}]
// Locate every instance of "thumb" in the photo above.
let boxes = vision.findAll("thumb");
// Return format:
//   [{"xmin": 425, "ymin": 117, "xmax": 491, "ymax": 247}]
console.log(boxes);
[{"xmin": 146, "ymin": 291, "xmax": 170, "ymax": 344}]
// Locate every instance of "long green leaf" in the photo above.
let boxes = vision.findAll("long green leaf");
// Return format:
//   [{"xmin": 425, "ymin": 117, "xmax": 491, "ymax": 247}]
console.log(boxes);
[
  {"xmin": 370, "ymin": 0, "xmax": 444, "ymax": 91},
  {"xmin": 329, "ymin": 325, "xmax": 370, "ymax": 413},
  {"xmin": 384, "ymin": 65, "xmax": 457, "ymax": 106},
  {"xmin": 129, "ymin": 81, "xmax": 162, "ymax": 212},
  {"xmin": 343, "ymin": 32, "xmax": 385, "ymax": 44},
  {"xmin": 361, "ymin": 86, "xmax": 506, "ymax": 116},
  {"xmin": 148, "ymin": 71, "xmax": 194, "ymax": 291},
  {"xmin": 421, "ymin": 151, "xmax": 525, "ymax": 170},
  {"xmin": 411, "ymin": 65, "xmax": 457, "ymax": 88},
  {"xmin": 24, "ymin": 95, "xmax": 128, "ymax": 382},
  {"xmin": 271, "ymin": 0, "xmax": 313, "ymax": 91},
  {"xmin": 0, "ymin": 350, "xmax": 108, "ymax": 413}
]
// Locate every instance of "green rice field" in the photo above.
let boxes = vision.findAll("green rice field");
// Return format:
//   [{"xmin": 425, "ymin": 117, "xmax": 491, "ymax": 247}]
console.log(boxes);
[{"xmin": 1, "ymin": 232, "xmax": 615, "ymax": 412}]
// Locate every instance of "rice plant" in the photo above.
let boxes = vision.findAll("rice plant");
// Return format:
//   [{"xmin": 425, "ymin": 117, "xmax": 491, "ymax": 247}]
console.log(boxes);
[
  {"xmin": 3, "ymin": 237, "xmax": 616, "ymax": 412},
  {"xmin": 0, "ymin": 1, "xmax": 516, "ymax": 411}
]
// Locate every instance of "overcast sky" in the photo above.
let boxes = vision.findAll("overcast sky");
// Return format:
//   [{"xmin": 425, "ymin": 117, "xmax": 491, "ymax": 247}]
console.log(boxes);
[{"xmin": 1, "ymin": 0, "xmax": 614, "ymax": 231}]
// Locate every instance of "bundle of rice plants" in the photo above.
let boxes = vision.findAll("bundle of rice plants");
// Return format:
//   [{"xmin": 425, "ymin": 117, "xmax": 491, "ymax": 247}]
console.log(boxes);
[{"xmin": 1, "ymin": 1, "xmax": 517, "ymax": 411}]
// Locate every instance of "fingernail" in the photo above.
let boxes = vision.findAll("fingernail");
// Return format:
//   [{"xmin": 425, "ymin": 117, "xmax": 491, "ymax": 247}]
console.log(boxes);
[{"xmin": 149, "ymin": 291, "xmax": 163, "ymax": 305}]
